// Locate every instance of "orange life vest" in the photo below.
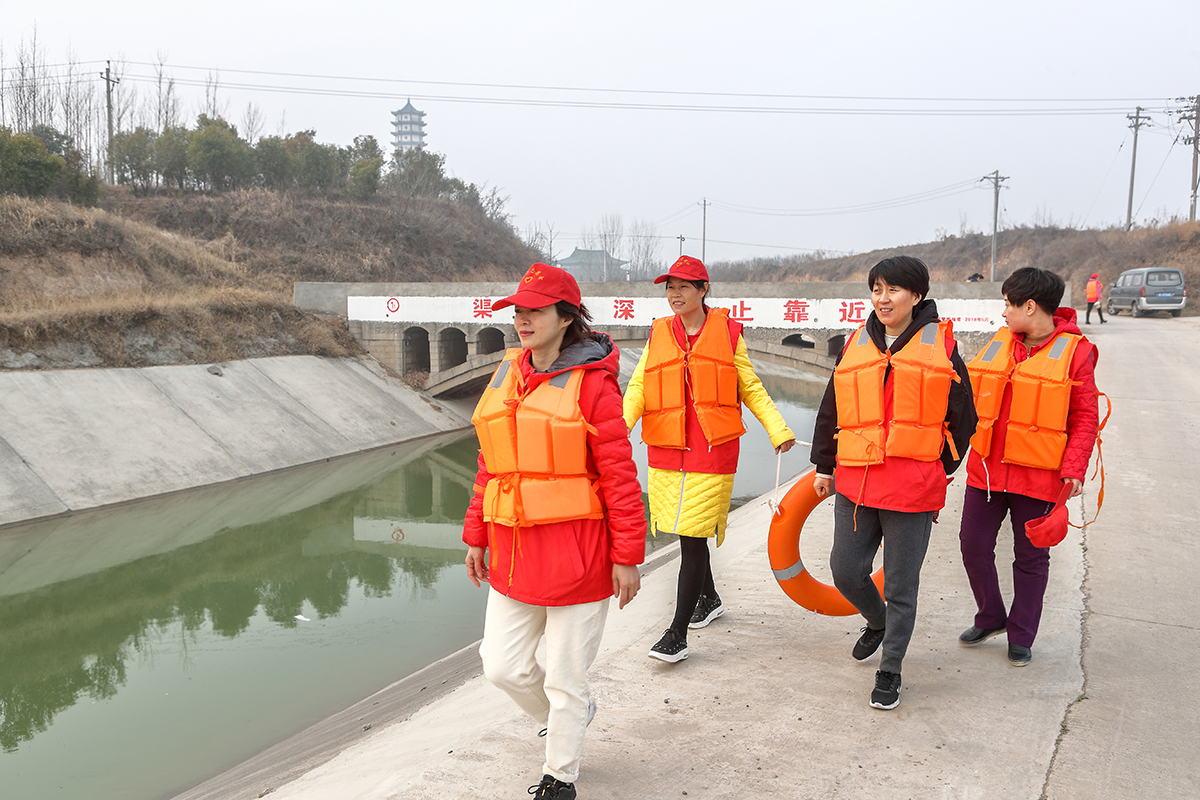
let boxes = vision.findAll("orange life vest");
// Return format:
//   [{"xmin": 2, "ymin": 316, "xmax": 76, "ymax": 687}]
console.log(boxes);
[
  {"xmin": 967, "ymin": 328, "xmax": 1082, "ymax": 471},
  {"xmin": 640, "ymin": 308, "xmax": 746, "ymax": 449},
  {"xmin": 1086, "ymin": 279, "xmax": 1101, "ymax": 303},
  {"xmin": 833, "ymin": 321, "xmax": 958, "ymax": 466},
  {"xmin": 471, "ymin": 350, "xmax": 605, "ymax": 527}
]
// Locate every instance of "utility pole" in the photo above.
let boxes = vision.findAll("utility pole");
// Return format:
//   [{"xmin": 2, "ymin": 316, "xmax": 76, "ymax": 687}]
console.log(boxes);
[
  {"xmin": 980, "ymin": 170, "xmax": 1009, "ymax": 281},
  {"xmin": 677, "ymin": 234, "xmax": 686, "ymax": 257},
  {"xmin": 1126, "ymin": 107, "xmax": 1151, "ymax": 230},
  {"xmin": 99, "ymin": 61, "xmax": 120, "ymax": 184},
  {"xmin": 700, "ymin": 197, "xmax": 708, "ymax": 262},
  {"xmin": 1179, "ymin": 96, "xmax": 1200, "ymax": 223}
]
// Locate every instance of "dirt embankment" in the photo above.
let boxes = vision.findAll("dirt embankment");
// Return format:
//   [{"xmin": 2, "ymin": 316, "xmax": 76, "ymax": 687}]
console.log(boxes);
[
  {"xmin": 0, "ymin": 190, "xmax": 537, "ymax": 370},
  {"xmin": 726, "ymin": 223, "xmax": 1200, "ymax": 313}
]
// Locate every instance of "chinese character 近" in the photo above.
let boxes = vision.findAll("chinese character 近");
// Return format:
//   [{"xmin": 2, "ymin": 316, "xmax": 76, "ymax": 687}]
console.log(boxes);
[
  {"xmin": 838, "ymin": 301, "xmax": 866, "ymax": 323},
  {"xmin": 473, "ymin": 298, "xmax": 493, "ymax": 319},
  {"xmin": 613, "ymin": 299, "xmax": 635, "ymax": 320},
  {"xmin": 728, "ymin": 300, "xmax": 754, "ymax": 322},
  {"xmin": 783, "ymin": 299, "xmax": 810, "ymax": 323}
]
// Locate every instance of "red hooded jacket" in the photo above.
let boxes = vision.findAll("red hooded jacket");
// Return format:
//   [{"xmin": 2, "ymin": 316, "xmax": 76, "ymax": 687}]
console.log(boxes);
[
  {"xmin": 965, "ymin": 308, "xmax": 1099, "ymax": 503},
  {"xmin": 462, "ymin": 333, "xmax": 646, "ymax": 606}
]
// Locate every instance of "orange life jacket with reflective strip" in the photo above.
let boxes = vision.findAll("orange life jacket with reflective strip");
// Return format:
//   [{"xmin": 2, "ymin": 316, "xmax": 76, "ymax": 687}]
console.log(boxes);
[
  {"xmin": 641, "ymin": 308, "xmax": 746, "ymax": 449},
  {"xmin": 967, "ymin": 328, "xmax": 1082, "ymax": 471},
  {"xmin": 471, "ymin": 349, "xmax": 605, "ymax": 527},
  {"xmin": 833, "ymin": 320, "xmax": 958, "ymax": 466},
  {"xmin": 1086, "ymin": 279, "xmax": 1101, "ymax": 303}
]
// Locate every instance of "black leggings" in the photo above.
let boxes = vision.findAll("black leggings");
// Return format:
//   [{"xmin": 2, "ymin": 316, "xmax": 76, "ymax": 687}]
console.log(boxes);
[
  {"xmin": 670, "ymin": 535, "xmax": 718, "ymax": 635},
  {"xmin": 1086, "ymin": 301, "xmax": 1104, "ymax": 323}
]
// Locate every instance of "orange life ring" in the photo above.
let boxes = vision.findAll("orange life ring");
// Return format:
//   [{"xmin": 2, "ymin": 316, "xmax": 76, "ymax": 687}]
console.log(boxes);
[{"xmin": 767, "ymin": 470, "xmax": 885, "ymax": 616}]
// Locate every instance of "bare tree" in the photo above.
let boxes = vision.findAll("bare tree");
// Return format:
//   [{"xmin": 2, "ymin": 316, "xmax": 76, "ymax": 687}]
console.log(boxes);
[
  {"xmin": 152, "ymin": 53, "xmax": 181, "ymax": 132},
  {"xmin": 596, "ymin": 213, "xmax": 625, "ymax": 281},
  {"xmin": 628, "ymin": 217, "xmax": 663, "ymax": 281},
  {"xmin": 241, "ymin": 102, "xmax": 264, "ymax": 144},
  {"xmin": 201, "ymin": 70, "xmax": 228, "ymax": 120}
]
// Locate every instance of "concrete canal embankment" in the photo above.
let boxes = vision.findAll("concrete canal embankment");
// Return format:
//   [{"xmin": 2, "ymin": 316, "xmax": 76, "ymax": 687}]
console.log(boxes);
[{"xmin": 0, "ymin": 355, "xmax": 471, "ymax": 529}]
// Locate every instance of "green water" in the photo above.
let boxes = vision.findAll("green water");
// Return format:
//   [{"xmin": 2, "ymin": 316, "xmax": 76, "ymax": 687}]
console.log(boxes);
[{"xmin": 0, "ymin": 365, "xmax": 822, "ymax": 800}]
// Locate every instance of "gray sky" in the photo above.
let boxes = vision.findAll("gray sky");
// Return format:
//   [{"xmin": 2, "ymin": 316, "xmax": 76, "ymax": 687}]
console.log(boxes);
[{"xmin": 6, "ymin": 1, "xmax": 1200, "ymax": 266}]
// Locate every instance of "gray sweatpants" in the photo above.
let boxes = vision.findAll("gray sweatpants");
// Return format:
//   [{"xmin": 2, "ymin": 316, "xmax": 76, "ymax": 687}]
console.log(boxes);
[{"xmin": 830, "ymin": 493, "xmax": 934, "ymax": 674}]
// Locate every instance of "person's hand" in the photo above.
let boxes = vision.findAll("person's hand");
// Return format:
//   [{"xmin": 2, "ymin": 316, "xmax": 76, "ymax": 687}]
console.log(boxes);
[
  {"xmin": 776, "ymin": 439, "xmax": 797, "ymax": 454},
  {"xmin": 612, "ymin": 564, "xmax": 641, "ymax": 609},
  {"xmin": 465, "ymin": 546, "xmax": 489, "ymax": 587},
  {"xmin": 1063, "ymin": 477, "xmax": 1083, "ymax": 499},
  {"xmin": 813, "ymin": 475, "xmax": 831, "ymax": 498}
]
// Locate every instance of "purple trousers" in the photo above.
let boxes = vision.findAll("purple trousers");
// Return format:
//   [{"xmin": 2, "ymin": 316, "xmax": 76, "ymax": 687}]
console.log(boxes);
[{"xmin": 958, "ymin": 485, "xmax": 1057, "ymax": 648}]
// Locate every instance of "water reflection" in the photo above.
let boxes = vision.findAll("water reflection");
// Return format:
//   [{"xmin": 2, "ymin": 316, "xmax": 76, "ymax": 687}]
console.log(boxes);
[{"xmin": 0, "ymin": 432, "xmax": 484, "ymax": 799}]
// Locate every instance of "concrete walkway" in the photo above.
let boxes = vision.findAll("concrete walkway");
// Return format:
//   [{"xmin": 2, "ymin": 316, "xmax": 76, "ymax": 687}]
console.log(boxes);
[{"xmin": 178, "ymin": 316, "xmax": 1198, "ymax": 799}]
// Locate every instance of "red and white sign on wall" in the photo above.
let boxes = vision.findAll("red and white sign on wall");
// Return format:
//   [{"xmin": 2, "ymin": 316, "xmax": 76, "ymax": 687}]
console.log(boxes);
[{"xmin": 347, "ymin": 295, "xmax": 1003, "ymax": 332}]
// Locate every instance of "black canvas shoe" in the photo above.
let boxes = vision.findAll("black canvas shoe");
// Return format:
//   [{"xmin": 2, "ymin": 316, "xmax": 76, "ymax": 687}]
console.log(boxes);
[
  {"xmin": 959, "ymin": 625, "xmax": 1006, "ymax": 646},
  {"xmin": 852, "ymin": 625, "xmax": 886, "ymax": 661},
  {"xmin": 648, "ymin": 628, "xmax": 689, "ymax": 663},
  {"xmin": 1008, "ymin": 644, "xmax": 1032, "ymax": 667},
  {"xmin": 528, "ymin": 774, "xmax": 577, "ymax": 799},
  {"xmin": 869, "ymin": 670, "xmax": 902, "ymax": 710},
  {"xmin": 688, "ymin": 593, "xmax": 725, "ymax": 629}
]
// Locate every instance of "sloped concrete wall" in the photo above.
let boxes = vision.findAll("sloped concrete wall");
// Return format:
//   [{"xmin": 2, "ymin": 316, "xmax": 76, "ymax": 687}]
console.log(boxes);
[{"xmin": 0, "ymin": 356, "xmax": 471, "ymax": 529}]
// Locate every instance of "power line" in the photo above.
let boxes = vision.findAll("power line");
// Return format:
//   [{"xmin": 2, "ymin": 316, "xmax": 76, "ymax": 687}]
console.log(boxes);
[{"xmin": 708, "ymin": 180, "xmax": 983, "ymax": 217}]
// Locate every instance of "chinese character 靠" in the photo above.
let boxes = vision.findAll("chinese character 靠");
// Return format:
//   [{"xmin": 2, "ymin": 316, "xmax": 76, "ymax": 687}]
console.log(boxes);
[
  {"xmin": 783, "ymin": 299, "xmax": 810, "ymax": 323},
  {"xmin": 728, "ymin": 300, "xmax": 754, "ymax": 322},
  {"xmin": 473, "ymin": 298, "xmax": 493, "ymax": 319},
  {"xmin": 838, "ymin": 301, "xmax": 866, "ymax": 324},
  {"xmin": 613, "ymin": 299, "xmax": 635, "ymax": 320}
]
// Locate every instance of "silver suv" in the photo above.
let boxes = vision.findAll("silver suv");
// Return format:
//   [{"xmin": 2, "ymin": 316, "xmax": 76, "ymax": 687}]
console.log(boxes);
[{"xmin": 1107, "ymin": 267, "xmax": 1187, "ymax": 317}]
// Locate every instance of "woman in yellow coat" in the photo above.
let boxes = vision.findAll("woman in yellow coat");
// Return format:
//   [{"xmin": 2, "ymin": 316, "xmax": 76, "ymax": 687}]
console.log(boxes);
[{"xmin": 623, "ymin": 256, "xmax": 795, "ymax": 663}]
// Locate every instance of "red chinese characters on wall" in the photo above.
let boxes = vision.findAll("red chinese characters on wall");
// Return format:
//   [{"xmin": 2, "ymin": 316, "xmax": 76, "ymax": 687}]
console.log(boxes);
[
  {"xmin": 728, "ymin": 300, "xmax": 754, "ymax": 322},
  {"xmin": 473, "ymin": 299, "xmax": 494, "ymax": 319},
  {"xmin": 613, "ymin": 299, "xmax": 635, "ymax": 320},
  {"xmin": 839, "ymin": 301, "xmax": 867, "ymax": 324},
  {"xmin": 783, "ymin": 299, "xmax": 810, "ymax": 323}
]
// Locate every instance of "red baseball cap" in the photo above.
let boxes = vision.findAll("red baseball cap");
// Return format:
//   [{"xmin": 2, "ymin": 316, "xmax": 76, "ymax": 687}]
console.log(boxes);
[
  {"xmin": 654, "ymin": 255, "xmax": 710, "ymax": 285},
  {"xmin": 1024, "ymin": 483, "xmax": 1074, "ymax": 548},
  {"xmin": 492, "ymin": 263, "xmax": 582, "ymax": 311}
]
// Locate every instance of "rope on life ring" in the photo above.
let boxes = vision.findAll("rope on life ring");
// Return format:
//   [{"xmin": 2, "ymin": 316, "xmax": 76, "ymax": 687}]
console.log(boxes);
[{"xmin": 767, "ymin": 469, "xmax": 885, "ymax": 616}]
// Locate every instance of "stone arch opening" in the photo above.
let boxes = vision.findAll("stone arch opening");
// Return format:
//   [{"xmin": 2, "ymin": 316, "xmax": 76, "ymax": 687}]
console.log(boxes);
[
  {"xmin": 477, "ymin": 327, "xmax": 506, "ymax": 356},
  {"xmin": 438, "ymin": 327, "xmax": 468, "ymax": 371},
  {"xmin": 402, "ymin": 326, "xmax": 431, "ymax": 375},
  {"xmin": 825, "ymin": 333, "xmax": 846, "ymax": 358},
  {"xmin": 782, "ymin": 333, "xmax": 815, "ymax": 349}
]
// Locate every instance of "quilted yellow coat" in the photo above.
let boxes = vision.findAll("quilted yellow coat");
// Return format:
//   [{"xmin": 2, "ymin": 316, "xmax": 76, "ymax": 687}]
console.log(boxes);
[{"xmin": 624, "ymin": 323, "xmax": 793, "ymax": 545}]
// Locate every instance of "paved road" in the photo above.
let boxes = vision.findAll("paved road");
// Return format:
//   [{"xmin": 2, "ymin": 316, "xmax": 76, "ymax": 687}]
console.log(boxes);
[{"xmin": 176, "ymin": 315, "xmax": 1199, "ymax": 800}]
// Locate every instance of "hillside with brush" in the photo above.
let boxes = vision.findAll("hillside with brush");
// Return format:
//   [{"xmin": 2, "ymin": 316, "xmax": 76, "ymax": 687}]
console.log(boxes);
[
  {"xmin": 0, "ymin": 190, "xmax": 537, "ymax": 370},
  {"xmin": 717, "ymin": 224, "xmax": 1200, "ymax": 312}
]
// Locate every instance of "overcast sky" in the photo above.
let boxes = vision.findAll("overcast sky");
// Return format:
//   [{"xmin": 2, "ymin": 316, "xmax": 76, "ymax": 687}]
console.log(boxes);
[{"xmin": 5, "ymin": 1, "xmax": 1199, "ymax": 266}]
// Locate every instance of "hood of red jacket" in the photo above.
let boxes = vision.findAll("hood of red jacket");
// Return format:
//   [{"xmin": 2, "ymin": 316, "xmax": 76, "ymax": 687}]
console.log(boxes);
[{"xmin": 519, "ymin": 331, "xmax": 620, "ymax": 387}]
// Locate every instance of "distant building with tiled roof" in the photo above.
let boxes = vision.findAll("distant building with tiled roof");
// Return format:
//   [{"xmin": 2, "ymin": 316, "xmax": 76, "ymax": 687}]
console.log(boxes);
[
  {"xmin": 392, "ymin": 101, "xmax": 427, "ymax": 153},
  {"xmin": 556, "ymin": 248, "xmax": 631, "ymax": 281}
]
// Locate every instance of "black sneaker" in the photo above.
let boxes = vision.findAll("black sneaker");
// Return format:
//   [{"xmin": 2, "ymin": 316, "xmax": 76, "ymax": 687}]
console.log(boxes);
[
  {"xmin": 528, "ymin": 774, "xmax": 577, "ymax": 799},
  {"xmin": 870, "ymin": 670, "xmax": 902, "ymax": 710},
  {"xmin": 1008, "ymin": 644, "xmax": 1032, "ymax": 667},
  {"xmin": 688, "ymin": 593, "xmax": 725, "ymax": 629},
  {"xmin": 852, "ymin": 625, "xmax": 886, "ymax": 661},
  {"xmin": 648, "ymin": 628, "xmax": 688, "ymax": 663},
  {"xmin": 959, "ymin": 625, "xmax": 1006, "ymax": 646}
]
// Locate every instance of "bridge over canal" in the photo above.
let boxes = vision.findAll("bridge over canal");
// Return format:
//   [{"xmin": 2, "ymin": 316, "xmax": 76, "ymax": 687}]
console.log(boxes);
[{"xmin": 296, "ymin": 281, "xmax": 1011, "ymax": 398}]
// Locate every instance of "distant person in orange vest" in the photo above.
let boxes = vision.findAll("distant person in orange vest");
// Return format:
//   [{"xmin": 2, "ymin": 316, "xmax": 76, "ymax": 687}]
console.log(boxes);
[
  {"xmin": 623, "ymin": 255, "xmax": 796, "ymax": 664},
  {"xmin": 1085, "ymin": 272, "xmax": 1107, "ymax": 324},
  {"xmin": 810, "ymin": 255, "xmax": 977, "ymax": 710},
  {"xmin": 957, "ymin": 267, "xmax": 1099, "ymax": 668},
  {"xmin": 463, "ymin": 263, "xmax": 645, "ymax": 800}
]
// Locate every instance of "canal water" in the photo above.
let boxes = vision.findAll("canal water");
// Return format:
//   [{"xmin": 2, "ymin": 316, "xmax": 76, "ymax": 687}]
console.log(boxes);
[{"xmin": 0, "ymin": 361, "xmax": 824, "ymax": 800}]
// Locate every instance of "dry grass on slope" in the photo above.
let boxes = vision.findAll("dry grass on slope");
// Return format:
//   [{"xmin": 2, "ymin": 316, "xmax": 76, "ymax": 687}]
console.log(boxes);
[{"xmin": 0, "ymin": 196, "xmax": 362, "ymax": 369}]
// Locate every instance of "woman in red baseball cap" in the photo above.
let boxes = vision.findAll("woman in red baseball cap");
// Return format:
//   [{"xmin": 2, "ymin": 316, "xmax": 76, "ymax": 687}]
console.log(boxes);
[
  {"xmin": 462, "ymin": 263, "xmax": 645, "ymax": 800},
  {"xmin": 623, "ymin": 255, "xmax": 796, "ymax": 664}
]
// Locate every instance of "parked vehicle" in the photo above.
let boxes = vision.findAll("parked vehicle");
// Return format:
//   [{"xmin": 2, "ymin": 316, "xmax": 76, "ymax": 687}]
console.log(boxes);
[{"xmin": 1107, "ymin": 267, "xmax": 1187, "ymax": 317}]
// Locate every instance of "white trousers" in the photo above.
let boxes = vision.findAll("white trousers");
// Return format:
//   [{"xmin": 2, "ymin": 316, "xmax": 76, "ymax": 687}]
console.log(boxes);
[{"xmin": 480, "ymin": 589, "xmax": 610, "ymax": 784}]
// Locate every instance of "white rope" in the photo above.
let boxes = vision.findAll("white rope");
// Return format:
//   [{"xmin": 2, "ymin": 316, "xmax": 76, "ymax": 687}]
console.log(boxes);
[{"xmin": 768, "ymin": 440, "xmax": 812, "ymax": 517}]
